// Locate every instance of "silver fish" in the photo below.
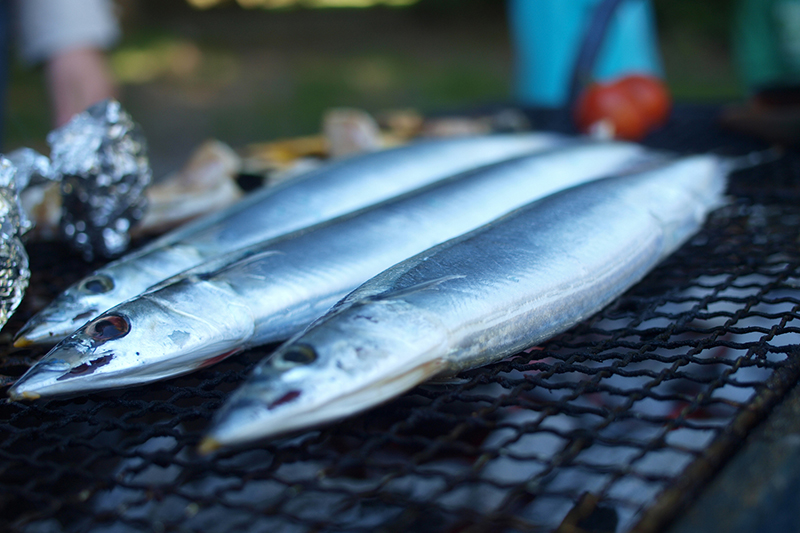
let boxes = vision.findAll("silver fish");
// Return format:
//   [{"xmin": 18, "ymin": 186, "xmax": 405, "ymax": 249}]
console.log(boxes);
[
  {"xmin": 15, "ymin": 133, "xmax": 565, "ymax": 347},
  {"xmin": 7, "ymin": 141, "xmax": 655, "ymax": 400},
  {"xmin": 199, "ymin": 153, "xmax": 729, "ymax": 452}
]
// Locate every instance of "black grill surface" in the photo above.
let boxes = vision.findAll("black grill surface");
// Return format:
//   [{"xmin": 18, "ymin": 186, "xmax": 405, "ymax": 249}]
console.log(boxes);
[{"xmin": 1, "ymin": 105, "xmax": 799, "ymax": 533}]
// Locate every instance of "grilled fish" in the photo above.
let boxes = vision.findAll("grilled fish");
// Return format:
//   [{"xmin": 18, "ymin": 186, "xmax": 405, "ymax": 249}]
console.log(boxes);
[
  {"xmin": 200, "ymin": 153, "xmax": 729, "ymax": 451},
  {"xmin": 15, "ymin": 133, "xmax": 565, "ymax": 346},
  {"xmin": 7, "ymin": 141, "xmax": 655, "ymax": 400}
]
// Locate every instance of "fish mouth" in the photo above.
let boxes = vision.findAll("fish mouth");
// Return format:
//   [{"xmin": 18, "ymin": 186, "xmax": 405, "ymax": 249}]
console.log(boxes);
[
  {"xmin": 14, "ymin": 308, "xmax": 99, "ymax": 347},
  {"xmin": 8, "ymin": 364, "xmax": 68, "ymax": 401},
  {"xmin": 7, "ymin": 342, "xmax": 112, "ymax": 401},
  {"xmin": 12, "ymin": 335, "xmax": 36, "ymax": 349},
  {"xmin": 197, "ymin": 437, "xmax": 222, "ymax": 456}
]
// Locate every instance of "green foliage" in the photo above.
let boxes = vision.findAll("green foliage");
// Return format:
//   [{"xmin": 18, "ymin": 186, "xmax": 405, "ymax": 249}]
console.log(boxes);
[{"xmin": 653, "ymin": 0, "xmax": 735, "ymax": 39}]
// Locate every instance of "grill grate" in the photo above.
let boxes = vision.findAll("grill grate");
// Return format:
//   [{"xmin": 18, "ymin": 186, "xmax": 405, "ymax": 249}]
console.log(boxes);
[{"xmin": 1, "ymin": 105, "xmax": 799, "ymax": 533}]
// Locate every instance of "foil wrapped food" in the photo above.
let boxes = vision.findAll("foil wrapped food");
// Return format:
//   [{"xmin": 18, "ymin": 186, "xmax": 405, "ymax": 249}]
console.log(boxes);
[
  {"xmin": 6, "ymin": 147, "xmax": 54, "ymax": 189},
  {"xmin": 48, "ymin": 100, "xmax": 152, "ymax": 260},
  {"xmin": 0, "ymin": 158, "xmax": 31, "ymax": 328}
]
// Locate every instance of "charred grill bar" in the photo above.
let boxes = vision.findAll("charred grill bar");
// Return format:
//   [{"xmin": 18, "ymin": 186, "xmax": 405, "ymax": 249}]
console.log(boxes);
[{"xmin": 1, "ymin": 105, "xmax": 799, "ymax": 532}]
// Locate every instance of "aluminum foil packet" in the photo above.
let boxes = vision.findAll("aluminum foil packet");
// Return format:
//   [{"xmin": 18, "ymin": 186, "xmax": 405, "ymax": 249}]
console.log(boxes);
[
  {"xmin": 48, "ymin": 99, "xmax": 152, "ymax": 260},
  {"xmin": 0, "ymin": 158, "xmax": 30, "ymax": 328},
  {"xmin": 6, "ymin": 147, "xmax": 54, "ymax": 189}
]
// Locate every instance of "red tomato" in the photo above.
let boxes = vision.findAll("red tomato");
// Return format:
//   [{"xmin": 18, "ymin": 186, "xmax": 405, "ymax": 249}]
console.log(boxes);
[
  {"xmin": 574, "ymin": 74, "xmax": 672, "ymax": 141},
  {"xmin": 615, "ymin": 74, "xmax": 671, "ymax": 127},
  {"xmin": 574, "ymin": 81, "xmax": 649, "ymax": 141}
]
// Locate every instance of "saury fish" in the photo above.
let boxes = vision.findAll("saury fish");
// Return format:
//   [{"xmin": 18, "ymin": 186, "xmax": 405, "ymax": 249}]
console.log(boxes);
[
  {"xmin": 200, "ymin": 153, "xmax": 730, "ymax": 452},
  {"xmin": 15, "ymin": 133, "xmax": 566, "ymax": 346},
  {"xmin": 8, "ymin": 141, "xmax": 655, "ymax": 400}
]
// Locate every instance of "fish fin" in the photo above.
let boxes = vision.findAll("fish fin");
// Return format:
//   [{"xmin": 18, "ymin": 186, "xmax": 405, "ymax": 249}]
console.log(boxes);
[
  {"xmin": 377, "ymin": 274, "xmax": 466, "ymax": 300},
  {"xmin": 334, "ymin": 274, "xmax": 466, "ymax": 311},
  {"xmin": 204, "ymin": 249, "xmax": 285, "ymax": 278},
  {"xmin": 143, "ymin": 246, "xmax": 283, "ymax": 294}
]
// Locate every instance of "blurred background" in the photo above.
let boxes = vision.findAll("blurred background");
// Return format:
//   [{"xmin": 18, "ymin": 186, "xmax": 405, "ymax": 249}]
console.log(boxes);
[{"xmin": 3, "ymin": 0, "xmax": 742, "ymax": 176}]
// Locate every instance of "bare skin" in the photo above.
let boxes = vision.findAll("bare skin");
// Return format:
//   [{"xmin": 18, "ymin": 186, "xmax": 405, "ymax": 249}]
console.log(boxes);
[{"xmin": 45, "ymin": 47, "xmax": 118, "ymax": 127}]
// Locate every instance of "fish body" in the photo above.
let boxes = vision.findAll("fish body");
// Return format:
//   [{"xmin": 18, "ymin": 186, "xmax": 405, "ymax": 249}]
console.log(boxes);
[
  {"xmin": 201, "ymin": 154, "xmax": 729, "ymax": 450},
  {"xmin": 8, "ymin": 141, "xmax": 656, "ymax": 400},
  {"xmin": 15, "ymin": 133, "xmax": 566, "ymax": 346}
]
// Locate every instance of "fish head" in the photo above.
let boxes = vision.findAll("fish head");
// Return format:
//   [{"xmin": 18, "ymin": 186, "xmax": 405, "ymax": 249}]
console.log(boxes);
[
  {"xmin": 15, "ymin": 243, "xmax": 210, "ymax": 347},
  {"xmin": 202, "ymin": 298, "xmax": 449, "ymax": 452},
  {"xmin": 8, "ymin": 312, "xmax": 132, "ymax": 400},
  {"xmin": 14, "ymin": 268, "xmax": 140, "ymax": 347},
  {"xmin": 8, "ymin": 281, "xmax": 255, "ymax": 400}
]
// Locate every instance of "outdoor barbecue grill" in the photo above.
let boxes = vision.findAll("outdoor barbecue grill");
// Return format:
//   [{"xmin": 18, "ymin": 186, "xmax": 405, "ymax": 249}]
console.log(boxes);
[{"xmin": 1, "ymin": 104, "xmax": 799, "ymax": 533}]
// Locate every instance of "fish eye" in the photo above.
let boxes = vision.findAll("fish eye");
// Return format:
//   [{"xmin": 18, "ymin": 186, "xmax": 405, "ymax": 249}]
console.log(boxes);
[
  {"xmin": 279, "ymin": 344, "xmax": 318, "ymax": 365},
  {"xmin": 85, "ymin": 315, "xmax": 130, "ymax": 342},
  {"xmin": 80, "ymin": 274, "xmax": 114, "ymax": 294}
]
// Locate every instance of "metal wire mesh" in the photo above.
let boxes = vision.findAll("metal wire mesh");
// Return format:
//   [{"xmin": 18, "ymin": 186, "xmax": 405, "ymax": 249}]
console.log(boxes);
[{"xmin": 1, "ymin": 105, "xmax": 799, "ymax": 533}]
